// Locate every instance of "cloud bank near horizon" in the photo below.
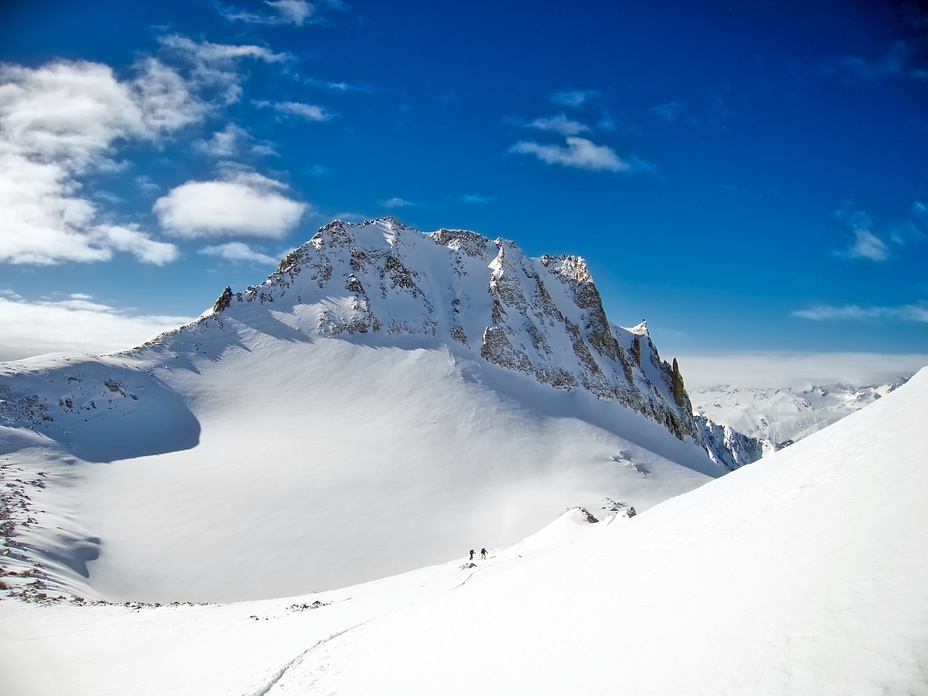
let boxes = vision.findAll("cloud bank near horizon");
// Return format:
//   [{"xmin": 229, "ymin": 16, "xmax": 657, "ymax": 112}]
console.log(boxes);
[
  {"xmin": 0, "ymin": 294, "xmax": 196, "ymax": 361},
  {"xmin": 676, "ymin": 351, "xmax": 928, "ymax": 390}
]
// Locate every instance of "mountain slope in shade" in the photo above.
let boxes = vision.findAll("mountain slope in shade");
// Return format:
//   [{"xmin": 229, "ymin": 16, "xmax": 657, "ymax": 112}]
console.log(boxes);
[
  {"xmin": 0, "ymin": 218, "xmax": 743, "ymax": 604},
  {"xmin": 1, "ymin": 370, "xmax": 924, "ymax": 695}
]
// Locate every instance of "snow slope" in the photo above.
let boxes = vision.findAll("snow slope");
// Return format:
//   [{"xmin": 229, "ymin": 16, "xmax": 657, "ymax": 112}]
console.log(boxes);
[
  {"xmin": 1, "ymin": 218, "xmax": 732, "ymax": 604},
  {"xmin": 2, "ymin": 367, "xmax": 926, "ymax": 696}
]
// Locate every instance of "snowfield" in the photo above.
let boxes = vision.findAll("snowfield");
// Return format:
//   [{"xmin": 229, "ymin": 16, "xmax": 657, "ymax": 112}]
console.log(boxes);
[{"xmin": 2, "ymin": 368, "xmax": 926, "ymax": 695}]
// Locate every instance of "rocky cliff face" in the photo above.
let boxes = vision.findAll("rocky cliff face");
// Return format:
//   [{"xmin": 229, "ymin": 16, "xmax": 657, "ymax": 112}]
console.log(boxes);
[{"xmin": 203, "ymin": 217, "xmax": 748, "ymax": 467}]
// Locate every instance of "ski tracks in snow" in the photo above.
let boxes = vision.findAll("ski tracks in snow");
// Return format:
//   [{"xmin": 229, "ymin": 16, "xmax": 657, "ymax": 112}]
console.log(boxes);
[
  {"xmin": 245, "ymin": 624, "xmax": 362, "ymax": 696},
  {"xmin": 244, "ymin": 566, "xmax": 480, "ymax": 695}
]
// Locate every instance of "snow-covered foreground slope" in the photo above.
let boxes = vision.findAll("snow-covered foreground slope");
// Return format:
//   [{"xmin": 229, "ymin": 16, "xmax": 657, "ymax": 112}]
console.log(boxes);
[
  {"xmin": 691, "ymin": 381, "xmax": 903, "ymax": 451},
  {"xmin": 3, "ymin": 368, "xmax": 926, "ymax": 696}
]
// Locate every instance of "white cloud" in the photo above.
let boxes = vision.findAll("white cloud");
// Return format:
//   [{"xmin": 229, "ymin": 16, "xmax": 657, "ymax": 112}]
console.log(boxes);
[
  {"xmin": 158, "ymin": 35, "xmax": 288, "ymax": 105},
  {"xmin": 256, "ymin": 100, "xmax": 336, "ymax": 121},
  {"xmin": 0, "ymin": 36, "xmax": 304, "ymax": 267},
  {"xmin": 510, "ymin": 137, "xmax": 631, "ymax": 172},
  {"xmin": 0, "ymin": 56, "xmax": 213, "ymax": 266},
  {"xmin": 459, "ymin": 194, "xmax": 495, "ymax": 204},
  {"xmin": 846, "ymin": 228, "xmax": 890, "ymax": 261},
  {"xmin": 550, "ymin": 90, "xmax": 599, "ymax": 108},
  {"xmin": 135, "ymin": 178, "xmax": 163, "ymax": 202},
  {"xmin": 154, "ymin": 171, "xmax": 307, "ymax": 238},
  {"xmin": 160, "ymin": 35, "xmax": 287, "ymax": 66},
  {"xmin": 0, "ymin": 294, "xmax": 195, "ymax": 361},
  {"xmin": 382, "ymin": 197, "xmax": 417, "ymax": 209},
  {"xmin": 650, "ymin": 101, "xmax": 685, "ymax": 122},
  {"xmin": 132, "ymin": 57, "xmax": 210, "ymax": 133},
  {"xmin": 675, "ymin": 351, "xmax": 928, "ymax": 389},
  {"xmin": 823, "ymin": 41, "xmax": 919, "ymax": 84},
  {"xmin": 525, "ymin": 114, "xmax": 590, "ymax": 136},
  {"xmin": 220, "ymin": 0, "xmax": 346, "ymax": 26},
  {"xmin": 791, "ymin": 301, "xmax": 928, "ymax": 323},
  {"xmin": 195, "ymin": 124, "xmax": 249, "ymax": 157},
  {"xmin": 267, "ymin": 0, "xmax": 315, "ymax": 25},
  {"xmin": 199, "ymin": 241, "xmax": 279, "ymax": 265},
  {"xmin": 304, "ymin": 76, "xmax": 372, "ymax": 93},
  {"xmin": 834, "ymin": 205, "xmax": 926, "ymax": 262},
  {"xmin": 194, "ymin": 124, "xmax": 277, "ymax": 158},
  {"xmin": 94, "ymin": 224, "xmax": 179, "ymax": 265}
]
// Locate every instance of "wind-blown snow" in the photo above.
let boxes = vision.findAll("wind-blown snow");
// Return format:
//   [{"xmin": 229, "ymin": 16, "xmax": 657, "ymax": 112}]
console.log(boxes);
[{"xmin": 2, "ymin": 368, "xmax": 926, "ymax": 695}]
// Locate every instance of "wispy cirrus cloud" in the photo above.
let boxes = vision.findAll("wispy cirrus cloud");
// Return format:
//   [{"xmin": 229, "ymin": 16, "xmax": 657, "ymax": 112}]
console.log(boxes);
[
  {"xmin": 154, "ymin": 169, "xmax": 307, "ymax": 239},
  {"xmin": 822, "ymin": 40, "xmax": 926, "ymax": 84},
  {"xmin": 510, "ymin": 136, "xmax": 639, "ymax": 172},
  {"xmin": 194, "ymin": 123, "xmax": 277, "ymax": 158},
  {"xmin": 0, "ymin": 292, "xmax": 195, "ymax": 361},
  {"xmin": 459, "ymin": 193, "xmax": 495, "ymax": 205},
  {"xmin": 550, "ymin": 89, "xmax": 600, "ymax": 108},
  {"xmin": 508, "ymin": 87, "xmax": 650, "ymax": 174},
  {"xmin": 381, "ymin": 197, "xmax": 419, "ymax": 209},
  {"xmin": 524, "ymin": 114, "xmax": 590, "ymax": 136},
  {"xmin": 834, "ymin": 204, "xmax": 926, "ymax": 262},
  {"xmin": 304, "ymin": 76, "xmax": 373, "ymax": 93},
  {"xmin": 791, "ymin": 301, "xmax": 928, "ymax": 323},
  {"xmin": 219, "ymin": 0, "xmax": 347, "ymax": 27},
  {"xmin": 254, "ymin": 100, "xmax": 337, "ymax": 121},
  {"xmin": 199, "ymin": 241, "xmax": 279, "ymax": 265},
  {"xmin": 650, "ymin": 100, "xmax": 686, "ymax": 123},
  {"xmin": 158, "ymin": 34, "xmax": 289, "ymax": 105},
  {"xmin": 845, "ymin": 228, "xmax": 889, "ymax": 261}
]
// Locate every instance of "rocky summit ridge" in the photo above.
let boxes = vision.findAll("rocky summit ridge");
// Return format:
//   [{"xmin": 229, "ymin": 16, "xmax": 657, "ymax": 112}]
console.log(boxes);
[{"xmin": 203, "ymin": 217, "xmax": 755, "ymax": 469}]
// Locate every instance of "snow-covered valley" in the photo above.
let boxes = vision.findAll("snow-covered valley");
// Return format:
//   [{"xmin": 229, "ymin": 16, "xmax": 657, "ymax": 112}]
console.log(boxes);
[{"xmin": 2, "ymin": 366, "xmax": 926, "ymax": 695}]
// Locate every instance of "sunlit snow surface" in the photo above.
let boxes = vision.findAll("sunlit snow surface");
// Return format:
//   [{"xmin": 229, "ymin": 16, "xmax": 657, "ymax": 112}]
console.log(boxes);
[{"xmin": 2, "ymin": 368, "xmax": 926, "ymax": 695}]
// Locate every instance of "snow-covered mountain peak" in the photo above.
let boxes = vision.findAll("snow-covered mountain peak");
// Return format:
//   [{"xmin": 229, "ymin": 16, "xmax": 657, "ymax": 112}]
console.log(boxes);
[
  {"xmin": 198, "ymin": 218, "xmax": 747, "ymax": 463},
  {"xmin": 0, "ymin": 217, "xmax": 762, "ymax": 604}
]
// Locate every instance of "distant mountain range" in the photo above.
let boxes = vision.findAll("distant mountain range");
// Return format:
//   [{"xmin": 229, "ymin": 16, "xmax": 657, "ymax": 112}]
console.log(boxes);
[{"xmin": 690, "ymin": 382, "xmax": 904, "ymax": 453}]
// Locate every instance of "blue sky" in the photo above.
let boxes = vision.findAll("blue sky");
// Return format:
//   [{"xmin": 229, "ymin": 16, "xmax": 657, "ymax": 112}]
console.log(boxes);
[{"xmin": 1, "ymin": 0, "xmax": 926, "ymax": 384}]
